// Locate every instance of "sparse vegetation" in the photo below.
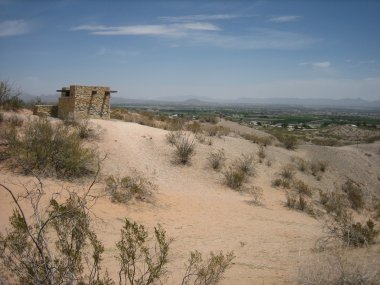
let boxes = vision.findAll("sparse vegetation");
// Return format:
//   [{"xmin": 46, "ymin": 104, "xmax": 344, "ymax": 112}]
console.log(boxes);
[
  {"xmin": 241, "ymin": 133, "xmax": 273, "ymax": 146},
  {"xmin": 207, "ymin": 149, "xmax": 226, "ymax": 170},
  {"xmin": 172, "ymin": 131, "xmax": 196, "ymax": 164},
  {"xmin": 342, "ymin": 179, "xmax": 365, "ymax": 211},
  {"xmin": 280, "ymin": 165, "xmax": 294, "ymax": 180},
  {"xmin": 246, "ymin": 185, "xmax": 264, "ymax": 205},
  {"xmin": 0, "ymin": 80, "xmax": 23, "ymax": 111},
  {"xmin": 181, "ymin": 250, "xmax": 235, "ymax": 285},
  {"xmin": 235, "ymin": 154, "xmax": 255, "ymax": 176},
  {"xmin": 274, "ymin": 133, "xmax": 298, "ymax": 150},
  {"xmin": 310, "ymin": 160, "xmax": 328, "ymax": 176},
  {"xmin": 205, "ymin": 126, "xmax": 230, "ymax": 137},
  {"xmin": 293, "ymin": 179, "xmax": 312, "ymax": 197},
  {"xmin": 5, "ymin": 118, "xmax": 97, "ymax": 178},
  {"xmin": 297, "ymin": 249, "xmax": 380, "ymax": 285},
  {"xmin": 223, "ymin": 167, "xmax": 246, "ymax": 189},
  {"xmin": 105, "ymin": 171, "xmax": 156, "ymax": 203},
  {"xmin": 319, "ymin": 190, "xmax": 350, "ymax": 218},
  {"xmin": 257, "ymin": 145, "xmax": 266, "ymax": 163},
  {"xmin": 322, "ymin": 212, "xmax": 378, "ymax": 247},
  {"xmin": 117, "ymin": 219, "xmax": 171, "ymax": 285},
  {"xmin": 0, "ymin": 176, "xmax": 234, "ymax": 285}
]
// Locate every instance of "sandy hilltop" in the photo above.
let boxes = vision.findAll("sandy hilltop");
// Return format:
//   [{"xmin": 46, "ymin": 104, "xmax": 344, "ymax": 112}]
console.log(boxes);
[{"xmin": 1, "ymin": 113, "xmax": 380, "ymax": 284}]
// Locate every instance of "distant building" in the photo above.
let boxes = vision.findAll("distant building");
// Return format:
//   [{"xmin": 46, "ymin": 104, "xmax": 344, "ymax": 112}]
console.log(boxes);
[{"xmin": 33, "ymin": 85, "xmax": 117, "ymax": 119}]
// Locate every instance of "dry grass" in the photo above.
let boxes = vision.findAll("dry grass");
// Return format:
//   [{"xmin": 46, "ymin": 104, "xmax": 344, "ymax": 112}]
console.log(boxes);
[
  {"xmin": 207, "ymin": 149, "xmax": 226, "ymax": 170},
  {"xmin": 105, "ymin": 171, "xmax": 156, "ymax": 203},
  {"xmin": 297, "ymin": 248, "xmax": 380, "ymax": 285}
]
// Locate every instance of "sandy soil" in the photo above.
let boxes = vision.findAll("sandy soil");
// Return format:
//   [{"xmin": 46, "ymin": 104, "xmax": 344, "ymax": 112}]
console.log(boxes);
[{"xmin": 1, "ymin": 117, "xmax": 379, "ymax": 284}]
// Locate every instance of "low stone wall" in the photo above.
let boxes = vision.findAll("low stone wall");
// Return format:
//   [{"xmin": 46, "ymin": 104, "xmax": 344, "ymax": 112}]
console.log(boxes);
[{"xmin": 33, "ymin": 105, "xmax": 58, "ymax": 117}]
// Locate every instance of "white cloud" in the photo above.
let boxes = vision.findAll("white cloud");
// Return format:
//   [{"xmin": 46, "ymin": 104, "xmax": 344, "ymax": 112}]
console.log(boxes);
[
  {"xmin": 268, "ymin": 15, "xmax": 302, "ymax": 23},
  {"xmin": 159, "ymin": 14, "xmax": 245, "ymax": 22},
  {"xmin": 300, "ymin": 61, "xmax": 331, "ymax": 68},
  {"xmin": 73, "ymin": 24, "xmax": 317, "ymax": 50},
  {"xmin": 0, "ymin": 20, "xmax": 29, "ymax": 37},
  {"xmin": 190, "ymin": 28, "xmax": 317, "ymax": 50},
  {"xmin": 72, "ymin": 22, "xmax": 220, "ymax": 36}
]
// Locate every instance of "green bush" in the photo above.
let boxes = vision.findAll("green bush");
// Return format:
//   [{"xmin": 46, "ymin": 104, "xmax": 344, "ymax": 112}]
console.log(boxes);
[{"xmin": 6, "ymin": 118, "xmax": 97, "ymax": 178}]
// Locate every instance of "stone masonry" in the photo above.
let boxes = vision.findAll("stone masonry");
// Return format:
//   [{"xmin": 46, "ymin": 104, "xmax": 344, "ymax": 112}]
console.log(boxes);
[{"xmin": 33, "ymin": 85, "xmax": 116, "ymax": 120}]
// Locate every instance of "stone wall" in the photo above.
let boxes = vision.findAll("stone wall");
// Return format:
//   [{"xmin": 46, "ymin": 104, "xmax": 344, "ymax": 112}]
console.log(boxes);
[
  {"xmin": 34, "ymin": 85, "xmax": 112, "ymax": 120},
  {"xmin": 33, "ymin": 105, "xmax": 58, "ymax": 117},
  {"xmin": 72, "ymin": 85, "xmax": 111, "ymax": 119},
  {"xmin": 58, "ymin": 96, "xmax": 75, "ymax": 119}
]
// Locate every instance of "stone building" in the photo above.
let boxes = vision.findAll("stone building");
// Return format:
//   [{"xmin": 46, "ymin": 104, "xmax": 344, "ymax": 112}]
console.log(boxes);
[{"xmin": 33, "ymin": 85, "xmax": 116, "ymax": 119}]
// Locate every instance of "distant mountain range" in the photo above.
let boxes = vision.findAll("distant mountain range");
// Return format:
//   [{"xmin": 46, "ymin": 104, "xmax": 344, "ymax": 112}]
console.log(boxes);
[{"xmin": 20, "ymin": 93, "xmax": 380, "ymax": 109}]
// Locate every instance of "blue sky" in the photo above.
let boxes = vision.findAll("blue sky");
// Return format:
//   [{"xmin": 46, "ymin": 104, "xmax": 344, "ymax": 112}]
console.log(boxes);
[{"xmin": 0, "ymin": 0, "xmax": 379, "ymax": 100}]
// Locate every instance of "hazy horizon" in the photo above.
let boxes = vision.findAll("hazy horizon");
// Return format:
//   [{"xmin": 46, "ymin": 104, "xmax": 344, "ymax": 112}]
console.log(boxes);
[{"xmin": 1, "ymin": 0, "xmax": 379, "ymax": 101}]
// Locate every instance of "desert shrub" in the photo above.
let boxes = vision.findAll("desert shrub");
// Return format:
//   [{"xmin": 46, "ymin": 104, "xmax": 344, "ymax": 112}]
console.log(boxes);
[
  {"xmin": 293, "ymin": 180, "xmax": 312, "ymax": 197},
  {"xmin": 223, "ymin": 167, "xmax": 245, "ymax": 189},
  {"xmin": 285, "ymin": 191, "xmax": 314, "ymax": 215},
  {"xmin": 207, "ymin": 149, "xmax": 226, "ymax": 170},
  {"xmin": 342, "ymin": 179, "xmax": 364, "ymax": 211},
  {"xmin": 310, "ymin": 160, "xmax": 328, "ymax": 176},
  {"xmin": 8, "ymin": 114, "xmax": 23, "ymax": 127},
  {"xmin": 205, "ymin": 126, "xmax": 230, "ymax": 137},
  {"xmin": 257, "ymin": 145, "xmax": 266, "ymax": 163},
  {"xmin": 105, "ymin": 172, "xmax": 156, "ymax": 203},
  {"xmin": 322, "ymin": 212, "xmax": 378, "ymax": 247},
  {"xmin": 241, "ymin": 133, "xmax": 273, "ymax": 146},
  {"xmin": 0, "ymin": 177, "xmax": 234, "ymax": 285},
  {"xmin": 280, "ymin": 166, "xmax": 295, "ymax": 180},
  {"xmin": 166, "ymin": 130, "xmax": 180, "ymax": 146},
  {"xmin": 319, "ymin": 190, "xmax": 349, "ymax": 218},
  {"xmin": 201, "ymin": 116, "xmax": 219, "ymax": 124},
  {"xmin": 172, "ymin": 132, "xmax": 196, "ymax": 164},
  {"xmin": 187, "ymin": 121, "xmax": 202, "ymax": 133},
  {"xmin": 0, "ymin": 179, "xmax": 111, "ymax": 285},
  {"xmin": 117, "ymin": 219, "xmax": 171, "ymax": 285},
  {"xmin": 246, "ymin": 185, "xmax": 264, "ymax": 205},
  {"xmin": 0, "ymin": 81, "xmax": 23, "ymax": 111},
  {"xmin": 76, "ymin": 119, "xmax": 99, "ymax": 140},
  {"xmin": 295, "ymin": 158, "xmax": 308, "ymax": 172},
  {"xmin": 297, "ymin": 249, "xmax": 380, "ymax": 285},
  {"xmin": 6, "ymin": 118, "xmax": 97, "ymax": 178},
  {"xmin": 273, "ymin": 178, "xmax": 291, "ymax": 189},
  {"xmin": 235, "ymin": 154, "xmax": 255, "ymax": 176},
  {"xmin": 311, "ymin": 138, "xmax": 340, "ymax": 146},
  {"xmin": 181, "ymin": 250, "xmax": 235, "ymax": 285},
  {"xmin": 285, "ymin": 191, "xmax": 298, "ymax": 208},
  {"xmin": 274, "ymin": 133, "xmax": 298, "ymax": 150}
]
